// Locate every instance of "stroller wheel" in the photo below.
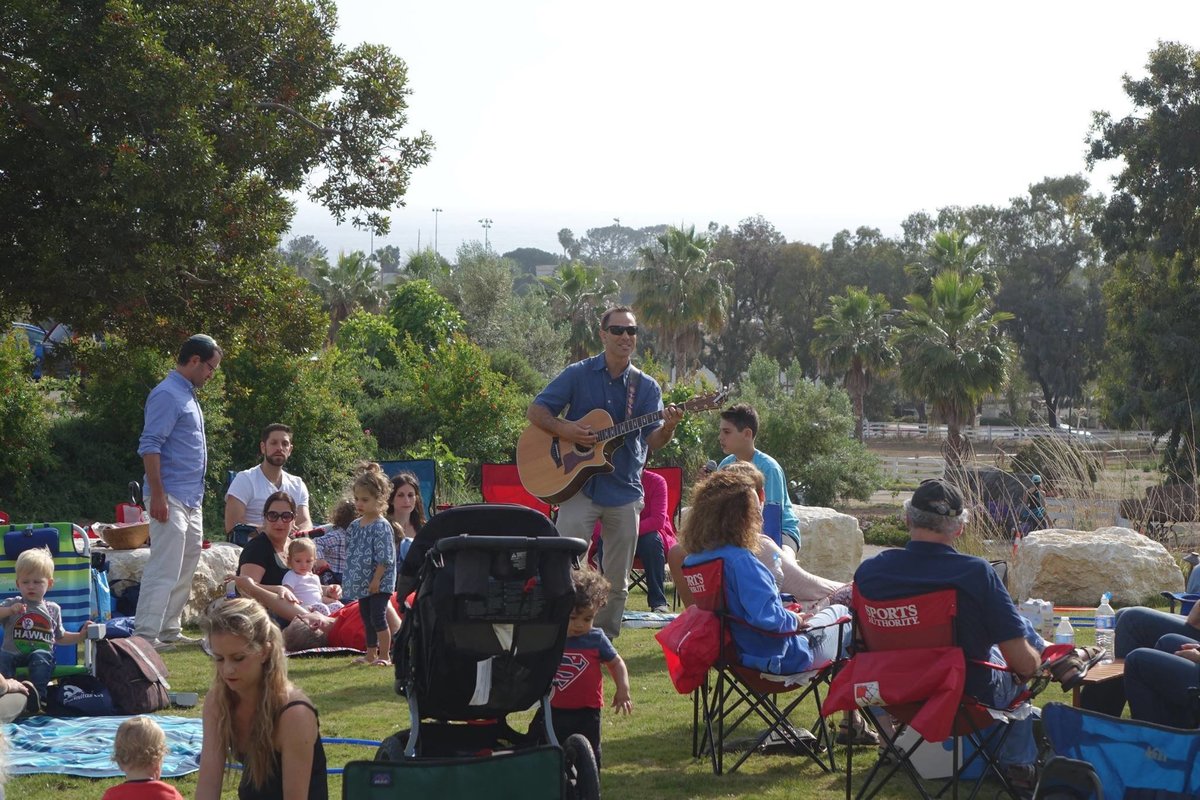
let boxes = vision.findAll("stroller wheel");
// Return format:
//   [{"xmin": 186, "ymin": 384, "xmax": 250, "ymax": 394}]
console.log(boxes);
[
  {"xmin": 376, "ymin": 730, "xmax": 410, "ymax": 762},
  {"xmin": 563, "ymin": 733, "xmax": 600, "ymax": 800}
]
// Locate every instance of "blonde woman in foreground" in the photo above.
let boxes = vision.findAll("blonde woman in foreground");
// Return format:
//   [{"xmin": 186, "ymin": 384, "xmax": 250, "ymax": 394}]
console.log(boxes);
[{"xmin": 195, "ymin": 598, "xmax": 327, "ymax": 800}]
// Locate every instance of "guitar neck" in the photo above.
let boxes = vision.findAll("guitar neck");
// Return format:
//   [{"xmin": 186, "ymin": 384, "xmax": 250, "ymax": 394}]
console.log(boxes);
[{"xmin": 595, "ymin": 409, "xmax": 668, "ymax": 442}]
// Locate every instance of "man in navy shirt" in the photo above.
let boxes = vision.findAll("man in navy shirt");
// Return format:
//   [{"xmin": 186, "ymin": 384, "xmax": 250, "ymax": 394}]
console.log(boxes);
[
  {"xmin": 527, "ymin": 306, "xmax": 682, "ymax": 637},
  {"xmin": 855, "ymin": 479, "xmax": 1041, "ymax": 788},
  {"xmin": 135, "ymin": 334, "xmax": 222, "ymax": 650}
]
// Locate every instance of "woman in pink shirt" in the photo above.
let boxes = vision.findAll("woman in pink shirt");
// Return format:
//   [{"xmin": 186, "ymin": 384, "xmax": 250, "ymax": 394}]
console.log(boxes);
[{"xmin": 591, "ymin": 469, "xmax": 676, "ymax": 612}]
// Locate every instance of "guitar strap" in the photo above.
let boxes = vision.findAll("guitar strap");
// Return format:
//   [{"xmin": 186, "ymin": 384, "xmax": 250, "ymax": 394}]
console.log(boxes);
[{"xmin": 624, "ymin": 366, "xmax": 640, "ymax": 421}]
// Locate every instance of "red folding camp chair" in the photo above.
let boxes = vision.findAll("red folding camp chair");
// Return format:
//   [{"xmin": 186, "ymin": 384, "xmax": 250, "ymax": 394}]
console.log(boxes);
[
  {"xmin": 825, "ymin": 586, "xmax": 1035, "ymax": 800},
  {"xmin": 683, "ymin": 557, "xmax": 847, "ymax": 775},
  {"xmin": 480, "ymin": 463, "xmax": 554, "ymax": 519}
]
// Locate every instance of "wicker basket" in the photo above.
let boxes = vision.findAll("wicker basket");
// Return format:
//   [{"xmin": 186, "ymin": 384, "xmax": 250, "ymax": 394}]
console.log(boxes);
[{"xmin": 100, "ymin": 521, "xmax": 150, "ymax": 550}]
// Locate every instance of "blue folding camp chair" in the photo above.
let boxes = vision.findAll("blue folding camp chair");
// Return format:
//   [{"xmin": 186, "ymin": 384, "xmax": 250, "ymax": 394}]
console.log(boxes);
[
  {"xmin": 378, "ymin": 459, "xmax": 438, "ymax": 515},
  {"xmin": 0, "ymin": 522, "xmax": 98, "ymax": 677},
  {"xmin": 1037, "ymin": 702, "xmax": 1200, "ymax": 799}
]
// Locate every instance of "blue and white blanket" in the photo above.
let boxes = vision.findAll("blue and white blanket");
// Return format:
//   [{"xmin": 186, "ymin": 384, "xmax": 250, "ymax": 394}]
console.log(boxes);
[{"xmin": 3, "ymin": 714, "xmax": 203, "ymax": 777}]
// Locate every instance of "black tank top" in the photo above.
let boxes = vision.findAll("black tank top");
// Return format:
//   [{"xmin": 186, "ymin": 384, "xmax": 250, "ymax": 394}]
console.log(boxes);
[{"xmin": 237, "ymin": 700, "xmax": 328, "ymax": 800}]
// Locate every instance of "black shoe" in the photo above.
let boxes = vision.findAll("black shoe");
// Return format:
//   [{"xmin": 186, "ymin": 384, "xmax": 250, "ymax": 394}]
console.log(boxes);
[{"xmin": 20, "ymin": 682, "xmax": 43, "ymax": 717}]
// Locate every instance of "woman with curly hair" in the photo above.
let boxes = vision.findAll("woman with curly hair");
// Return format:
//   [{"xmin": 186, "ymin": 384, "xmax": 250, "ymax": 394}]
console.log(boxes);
[
  {"xmin": 680, "ymin": 469, "xmax": 850, "ymax": 675},
  {"xmin": 669, "ymin": 462, "xmax": 846, "ymax": 609},
  {"xmin": 195, "ymin": 598, "xmax": 327, "ymax": 800}
]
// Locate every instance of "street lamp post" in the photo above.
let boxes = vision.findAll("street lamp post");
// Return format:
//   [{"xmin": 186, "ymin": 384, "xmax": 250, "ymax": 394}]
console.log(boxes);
[
  {"xmin": 432, "ymin": 208, "xmax": 443, "ymax": 255},
  {"xmin": 479, "ymin": 218, "xmax": 493, "ymax": 250}
]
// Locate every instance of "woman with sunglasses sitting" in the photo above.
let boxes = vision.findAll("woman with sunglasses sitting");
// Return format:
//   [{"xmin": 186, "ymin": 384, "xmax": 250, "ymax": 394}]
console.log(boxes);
[{"xmin": 237, "ymin": 492, "xmax": 303, "ymax": 615}]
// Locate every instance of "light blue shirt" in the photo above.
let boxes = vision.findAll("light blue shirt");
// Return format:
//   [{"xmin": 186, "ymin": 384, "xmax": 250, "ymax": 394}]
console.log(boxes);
[
  {"xmin": 720, "ymin": 450, "xmax": 800, "ymax": 548},
  {"xmin": 138, "ymin": 369, "xmax": 207, "ymax": 508},
  {"xmin": 533, "ymin": 353, "xmax": 663, "ymax": 506},
  {"xmin": 343, "ymin": 518, "xmax": 397, "ymax": 602}
]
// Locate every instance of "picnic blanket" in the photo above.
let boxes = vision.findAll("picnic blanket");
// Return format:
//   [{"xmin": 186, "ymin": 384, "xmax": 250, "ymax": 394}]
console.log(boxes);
[
  {"xmin": 3, "ymin": 714, "xmax": 203, "ymax": 777},
  {"xmin": 623, "ymin": 609, "xmax": 678, "ymax": 629}
]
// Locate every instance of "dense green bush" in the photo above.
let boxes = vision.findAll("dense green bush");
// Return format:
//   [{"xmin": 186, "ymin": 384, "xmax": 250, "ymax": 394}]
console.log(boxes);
[
  {"xmin": 859, "ymin": 513, "xmax": 909, "ymax": 547},
  {"xmin": 336, "ymin": 309, "xmax": 401, "ymax": 369},
  {"xmin": 647, "ymin": 381, "xmax": 717, "ymax": 482},
  {"xmin": 387, "ymin": 280, "xmax": 465, "ymax": 351},
  {"xmin": 221, "ymin": 348, "xmax": 373, "ymax": 522},
  {"xmin": 0, "ymin": 332, "xmax": 55, "ymax": 508}
]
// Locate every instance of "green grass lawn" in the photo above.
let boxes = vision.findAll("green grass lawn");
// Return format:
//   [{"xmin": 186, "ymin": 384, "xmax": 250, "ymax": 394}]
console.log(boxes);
[{"xmin": 7, "ymin": 598, "xmax": 1087, "ymax": 800}]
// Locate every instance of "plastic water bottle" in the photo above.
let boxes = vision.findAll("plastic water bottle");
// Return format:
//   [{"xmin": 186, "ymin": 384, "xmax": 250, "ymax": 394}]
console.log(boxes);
[
  {"xmin": 1054, "ymin": 615, "xmax": 1075, "ymax": 646},
  {"xmin": 1095, "ymin": 592, "xmax": 1115, "ymax": 662}
]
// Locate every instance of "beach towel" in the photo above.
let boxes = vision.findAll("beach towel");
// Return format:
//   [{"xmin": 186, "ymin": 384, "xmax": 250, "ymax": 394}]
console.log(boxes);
[{"xmin": 2, "ymin": 714, "xmax": 203, "ymax": 777}]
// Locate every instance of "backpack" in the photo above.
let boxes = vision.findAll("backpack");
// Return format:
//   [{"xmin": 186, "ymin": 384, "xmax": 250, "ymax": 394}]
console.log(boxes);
[
  {"xmin": 48, "ymin": 674, "xmax": 118, "ymax": 716},
  {"xmin": 95, "ymin": 635, "xmax": 171, "ymax": 713},
  {"xmin": 654, "ymin": 605, "xmax": 721, "ymax": 694}
]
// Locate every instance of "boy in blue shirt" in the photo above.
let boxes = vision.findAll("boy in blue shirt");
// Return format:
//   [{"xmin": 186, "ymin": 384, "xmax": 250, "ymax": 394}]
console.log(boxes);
[{"xmin": 717, "ymin": 403, "xmax": 802, "ymax": 559}]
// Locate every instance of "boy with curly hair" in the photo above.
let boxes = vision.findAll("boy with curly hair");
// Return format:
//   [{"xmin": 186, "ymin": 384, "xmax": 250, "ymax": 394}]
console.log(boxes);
[{"xmin": 542, "ymin": 568, "xmax": 632, "ymax": 767}]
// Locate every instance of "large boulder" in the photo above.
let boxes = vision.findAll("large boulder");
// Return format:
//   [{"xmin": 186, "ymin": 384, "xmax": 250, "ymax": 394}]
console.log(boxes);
[
  {"xmin": 794, "ymin": 505, "xmax": 863, "ymax": 583},
  {"xmin": 101, "ymin": 542, "xmax": 242, "ymax": 626},
  {"xmin": 1010, "ymin": 527, "xmax": 1184, "ymax": 606}
]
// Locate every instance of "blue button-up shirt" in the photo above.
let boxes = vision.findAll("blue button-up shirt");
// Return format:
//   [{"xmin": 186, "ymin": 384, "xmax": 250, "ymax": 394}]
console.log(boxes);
[
  {"xmin": 138, "ymin": 369, "xmax": 208, "ymax": 508},
  {"xmin": 533, "ymin": 354, "xmax": 663, "ymax": 506}
]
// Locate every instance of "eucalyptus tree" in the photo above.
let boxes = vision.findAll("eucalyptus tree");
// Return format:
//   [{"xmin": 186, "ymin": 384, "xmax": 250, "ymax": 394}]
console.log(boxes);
[
  {"xmin": 1089, "ymin": 41, "xmax": 1200, "ymax": 478},
  {"xmin": 633, "ymin": 226, "xmax": 732, "ymax": 380},
  {"xmin": 812, "ymin": 288, "xmax": 898, "ymax": 441}
]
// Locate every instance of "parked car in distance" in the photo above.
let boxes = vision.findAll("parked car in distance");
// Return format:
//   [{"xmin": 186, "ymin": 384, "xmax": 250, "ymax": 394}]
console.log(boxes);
[{"xmin": 10, "ymin": 322, "xmax": 72, "ymax": 379}]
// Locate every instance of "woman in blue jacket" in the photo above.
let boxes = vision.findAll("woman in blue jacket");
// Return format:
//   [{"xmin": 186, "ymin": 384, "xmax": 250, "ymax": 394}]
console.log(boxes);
[{"xmin": 680, "ymin": 468, "xmax": 849, "ymax": 674}]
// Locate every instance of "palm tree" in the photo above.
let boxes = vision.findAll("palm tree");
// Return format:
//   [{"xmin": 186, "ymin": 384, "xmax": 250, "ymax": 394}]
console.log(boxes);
[
  {"xmin": 312, "ymin": 250, "xmax": 386, "ymax": 342},
  {"xmin": 812, "ymin": 288, "xmax": 898, "ymax": 441},
  {"xmin": 893, "ymin": 271, "xmax": 1014, "ymax": 467},
  {"xmin": 633, "ymin": 225, "xmax": 732, "ymax": 380},
  {"xmin": 905, "ymin": 229, "xmax": 997, "ymax": 295},
  {"xmin": 539, "ymin": 262, "xmax": 619, "ymax": 361}
]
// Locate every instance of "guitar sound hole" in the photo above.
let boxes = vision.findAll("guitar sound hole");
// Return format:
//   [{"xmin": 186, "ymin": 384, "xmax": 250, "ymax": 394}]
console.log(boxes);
[{"xmin": 572, "ymin": 445, "xmax": 594, "ymax": 456}]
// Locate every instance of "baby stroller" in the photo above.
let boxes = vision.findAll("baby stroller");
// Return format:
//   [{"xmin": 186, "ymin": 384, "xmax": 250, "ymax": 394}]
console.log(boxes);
[{"xmin": 344, "ymin": 504, "xmax": 598, "ymax": 800}]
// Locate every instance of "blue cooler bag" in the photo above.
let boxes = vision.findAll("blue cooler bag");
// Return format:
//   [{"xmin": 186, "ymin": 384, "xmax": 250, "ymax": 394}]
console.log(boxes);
[{"xmin": 3, "ymin": 525, "xmax": 60, "ymax": 559}]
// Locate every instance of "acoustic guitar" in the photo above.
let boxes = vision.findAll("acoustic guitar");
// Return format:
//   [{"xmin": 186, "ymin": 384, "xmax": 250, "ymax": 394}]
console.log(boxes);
[{"xmin": 517, "ymin": 389, "xmax": 728, "ymax": 503}]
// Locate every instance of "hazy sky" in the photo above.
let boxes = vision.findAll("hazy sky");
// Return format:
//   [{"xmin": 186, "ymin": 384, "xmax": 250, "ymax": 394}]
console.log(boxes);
[{"xmin": 286, "ymin": 1, "xmax": 1196, "ymax": 261}]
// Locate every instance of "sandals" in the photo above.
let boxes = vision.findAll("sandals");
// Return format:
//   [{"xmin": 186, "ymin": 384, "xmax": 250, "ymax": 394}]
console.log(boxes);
[
  {"xmin": 1045, "ymin": 645, "xmax": 1107, "ymax": 691},
  {"xmin": 372, "ymin": 659, "xmax": 392, "ymax": 667},
  {"xmin": 835, "ymin": 715, "xmax": 880, "ymax": 746}
]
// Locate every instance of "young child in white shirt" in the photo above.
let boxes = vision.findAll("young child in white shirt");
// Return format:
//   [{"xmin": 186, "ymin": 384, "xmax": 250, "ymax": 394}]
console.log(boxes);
[{"xmin": 282, "ymin": 537, "xmax": 342, "ymax": 615}]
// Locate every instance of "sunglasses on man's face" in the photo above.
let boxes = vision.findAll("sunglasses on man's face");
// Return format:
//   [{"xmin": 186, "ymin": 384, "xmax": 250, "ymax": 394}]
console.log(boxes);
[
  {"xmin": 265, "ymin": 511, "xmax": 295, "ymax": 522},
  {"xmin": 605, "ymin": 325, "xmax": 638, "ymax": 337}
]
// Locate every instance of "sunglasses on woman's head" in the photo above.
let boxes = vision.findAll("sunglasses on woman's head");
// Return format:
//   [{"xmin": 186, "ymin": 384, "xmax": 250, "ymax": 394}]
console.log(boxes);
[{"xmin": 265, "ymin": 511, "xmax": 295, "ymax": 522}]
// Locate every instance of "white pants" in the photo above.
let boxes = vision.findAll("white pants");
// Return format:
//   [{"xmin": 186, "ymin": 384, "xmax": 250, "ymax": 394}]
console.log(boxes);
[
  {"xmin": 556, "ymin": 493, "xmax": 643, "ymax": 638},
  {"xmin": 134, "ymin": 494, "xmax": 204, "ymax": 641}
]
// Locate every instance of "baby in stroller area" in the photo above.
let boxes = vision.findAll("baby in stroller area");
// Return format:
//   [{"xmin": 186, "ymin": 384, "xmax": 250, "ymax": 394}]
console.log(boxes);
[
  {"xmin": 536, "ymin": 568, "xmax": 632, "ymax": 767},
  {"xmin": 282, "ymin": 538, "xmax": 342, "ymax": 615}
]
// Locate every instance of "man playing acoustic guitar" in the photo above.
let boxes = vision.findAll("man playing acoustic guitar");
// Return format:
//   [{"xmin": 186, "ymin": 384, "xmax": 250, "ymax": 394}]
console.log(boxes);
[{"xmin": 526, "ymin": 306, "xmax": 683, "ymax": 638}]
